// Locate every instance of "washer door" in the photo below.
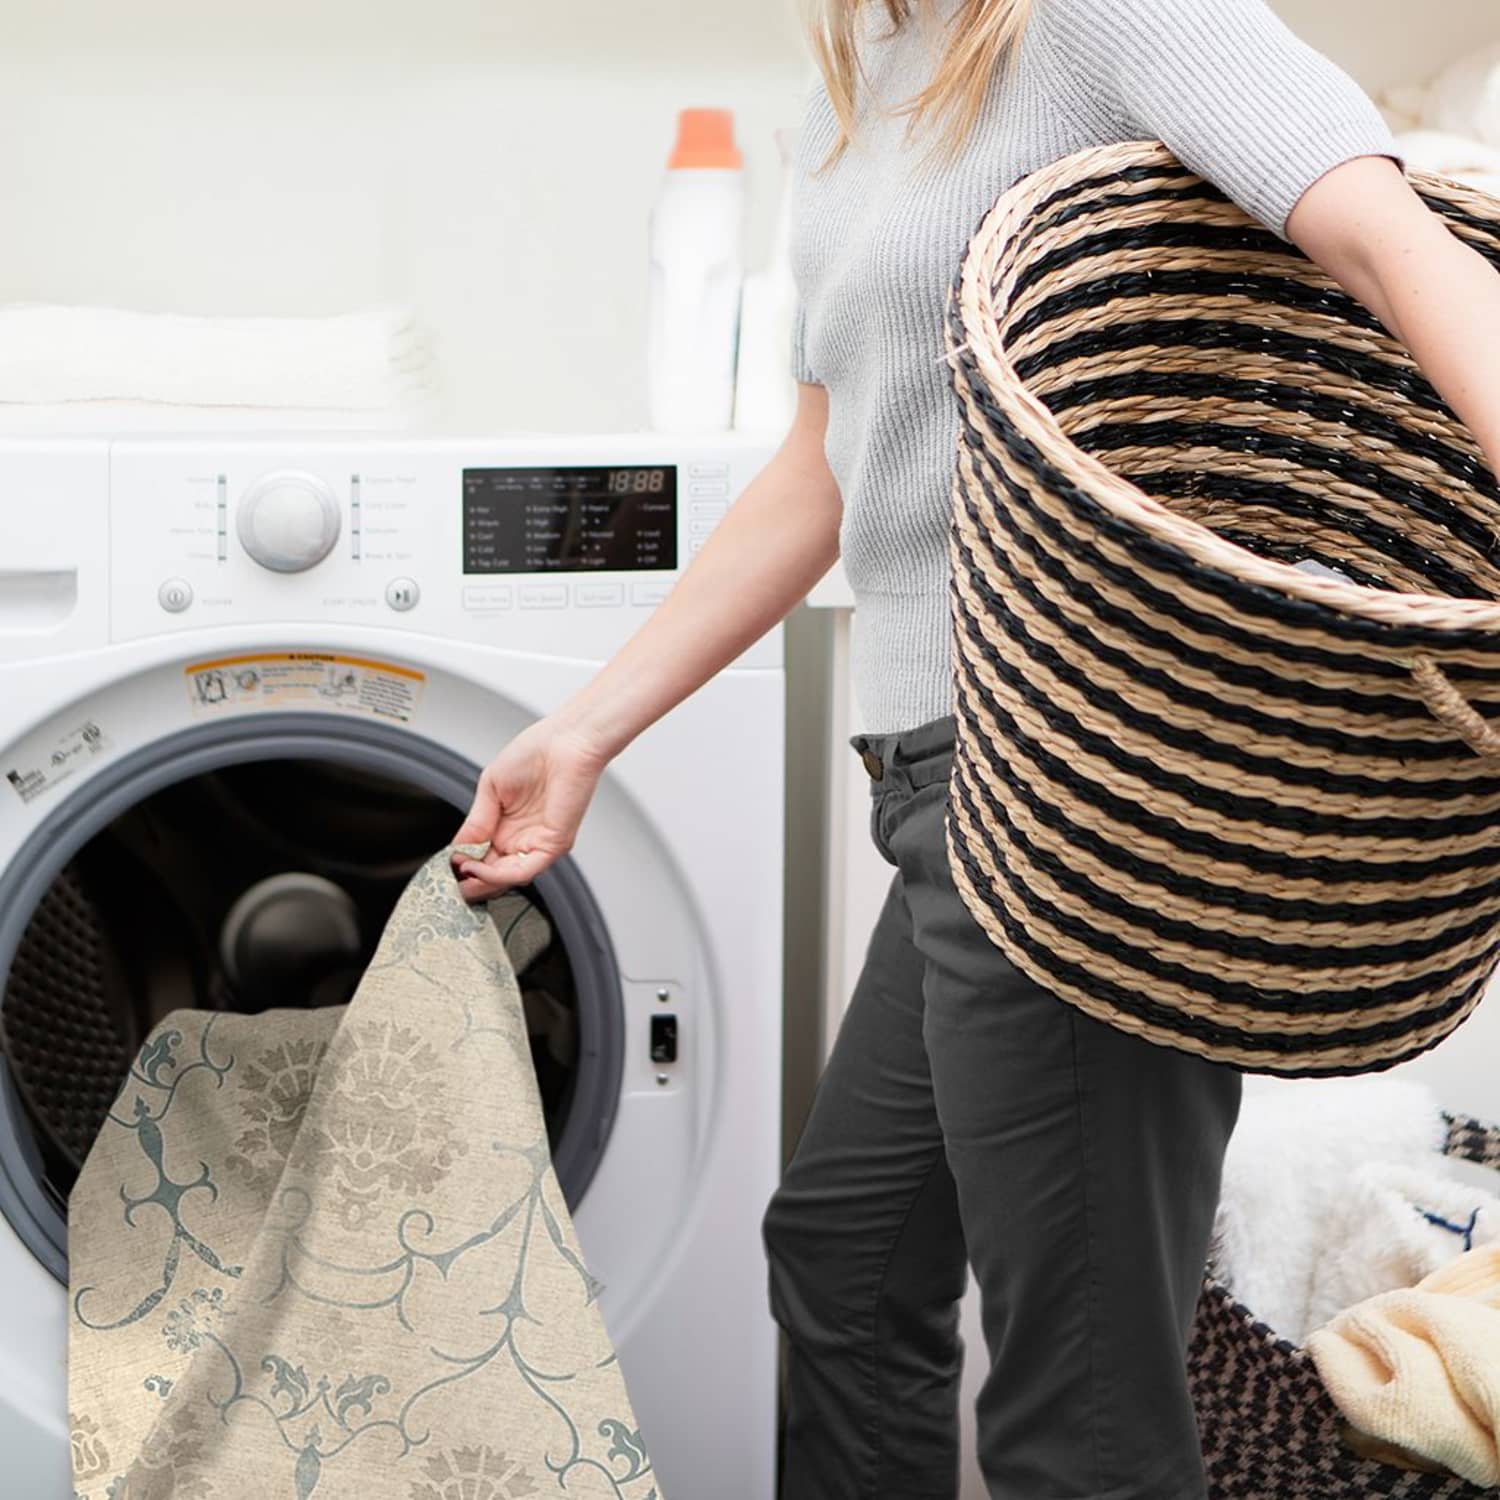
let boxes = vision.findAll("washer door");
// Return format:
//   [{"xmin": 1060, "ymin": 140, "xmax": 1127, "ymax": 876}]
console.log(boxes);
[{"xmin": 0, "ymin": 713, "xmax": 624, "ymax": 1281}]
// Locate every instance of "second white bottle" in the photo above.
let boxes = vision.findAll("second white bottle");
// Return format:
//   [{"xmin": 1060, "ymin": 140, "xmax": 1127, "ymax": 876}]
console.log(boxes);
[{"xmin": 647, "ymin": 108, "xmax": 746, "ymax": 433}]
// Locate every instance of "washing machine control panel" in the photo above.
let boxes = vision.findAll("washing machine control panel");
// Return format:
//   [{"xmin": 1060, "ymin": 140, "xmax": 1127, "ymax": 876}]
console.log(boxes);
[
  {"xmin": 104, "ymin": 435, "xmax": 777, "ymax": 654},
  {"xmin": 461, "ymin": 464, "xmax": 677, "ymax": 576}
]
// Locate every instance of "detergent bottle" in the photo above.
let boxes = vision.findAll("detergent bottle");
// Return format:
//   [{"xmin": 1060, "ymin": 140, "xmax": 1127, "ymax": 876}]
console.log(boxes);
[
  {"xmin": 733, "ymin": 125, "xmax": 799, "ymax": 433},
  {"xmin": 646, "ymin": 108, "xmax": 746, "ymax": 432}
]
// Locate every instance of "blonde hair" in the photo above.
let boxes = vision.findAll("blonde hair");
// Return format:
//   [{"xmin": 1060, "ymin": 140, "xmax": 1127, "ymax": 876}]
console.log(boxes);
[{"xmin": 803, "ymin": 0, "xmax": 1037, "ymax": 171}]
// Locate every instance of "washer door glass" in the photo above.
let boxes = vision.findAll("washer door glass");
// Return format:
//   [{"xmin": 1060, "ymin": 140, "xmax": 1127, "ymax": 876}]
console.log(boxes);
[{"xmin": 0, "ymin": 715, "xmax": 623, "ymax": 1281}]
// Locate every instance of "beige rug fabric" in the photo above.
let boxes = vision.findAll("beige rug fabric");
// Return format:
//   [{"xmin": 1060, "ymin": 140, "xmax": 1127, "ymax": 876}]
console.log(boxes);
[{"xmin": 68, "ymin": 842, "xmax": 661, "ymax": 1500}]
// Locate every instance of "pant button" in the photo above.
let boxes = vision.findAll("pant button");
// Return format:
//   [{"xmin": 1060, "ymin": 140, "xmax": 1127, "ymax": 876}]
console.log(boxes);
[{"xmin": 860, "ymin": 747, "xmax": 884, "ymax": 781}]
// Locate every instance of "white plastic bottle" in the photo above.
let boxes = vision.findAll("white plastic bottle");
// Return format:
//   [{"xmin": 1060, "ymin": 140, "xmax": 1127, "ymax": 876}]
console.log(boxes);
[
  {"xmin": 734, "ymin": 125, "xmax": 799, "ymax": 434},
  {"xmin": 646, "ymin": 108, "xmax": 746, "ymax": 433}
]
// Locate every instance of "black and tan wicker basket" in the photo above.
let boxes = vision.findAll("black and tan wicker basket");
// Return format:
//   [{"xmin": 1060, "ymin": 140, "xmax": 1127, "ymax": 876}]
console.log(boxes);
[
  {"xmin": 943, "ymin": 138, "xmax": 1500, "ymax": 1077},
  {"xmin": 1189, "ymin": 1108, "xmax": 1500, "ymax": 1498}
]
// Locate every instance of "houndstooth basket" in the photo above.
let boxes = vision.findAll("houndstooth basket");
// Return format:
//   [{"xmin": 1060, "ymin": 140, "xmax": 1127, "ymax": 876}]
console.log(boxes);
[
  {"xmin": 1189, "ymin": 1108, "xmax": 1500, "ymax": 1497},
  {"xmin": 943, "ymin": 138, "xmax": 1500, "ymax": 1077}
]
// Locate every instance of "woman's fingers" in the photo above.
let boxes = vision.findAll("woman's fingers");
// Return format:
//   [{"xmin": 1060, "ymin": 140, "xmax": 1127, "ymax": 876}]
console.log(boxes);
[
  {"xmin": 453, "ymin": 843, "xmax": 553, "ymax": 903},
  {"xmin": 454, "ymin": 867, "xmax": 514, "ymax": 902},
  {"xmin": 452, "ymin": 770, "xmax": 503, "ymax": 852}
]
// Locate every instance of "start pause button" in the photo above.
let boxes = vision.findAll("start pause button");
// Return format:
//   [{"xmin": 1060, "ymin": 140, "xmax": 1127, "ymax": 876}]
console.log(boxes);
[{"xmin": 385, "ymin": 577, "xmax": 420, "ymax": 612}]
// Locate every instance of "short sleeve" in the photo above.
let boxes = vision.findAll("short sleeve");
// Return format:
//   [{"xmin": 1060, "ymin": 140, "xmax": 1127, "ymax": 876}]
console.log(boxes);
[
  {"xmin": 790, "ymin": 294, "xmax": 817, "ymax": 384},
  {"xmin": 1071, "ymin": 0, "xmax": 1406, "ymax": 241}
]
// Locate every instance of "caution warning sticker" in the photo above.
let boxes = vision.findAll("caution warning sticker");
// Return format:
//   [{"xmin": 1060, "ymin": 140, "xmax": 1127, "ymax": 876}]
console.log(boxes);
[
  {"xmin": 5, "ymin": 717, "xmax": 112, "ymax": 805},
  {"xmin": 184, "ymin": 652, "xmax": 425, "ymax": 724}
]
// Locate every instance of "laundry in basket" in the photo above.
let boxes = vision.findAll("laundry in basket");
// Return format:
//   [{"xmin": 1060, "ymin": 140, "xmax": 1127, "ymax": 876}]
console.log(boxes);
[
  {"xmin": 67, "ymin": 842, "xmax": 661, "ymax": 1500},
  {"xmin": 1206, "ymin": 1075, "xmax": 1498, "ymax": 1344},
  {"xmin": 1306, "ymin": 1241, "xmax": 1500, "ymax": 1488},
  {"xmin": 1188, "ymin": 1107, "xmax": 1500, "ymax": 1498}
]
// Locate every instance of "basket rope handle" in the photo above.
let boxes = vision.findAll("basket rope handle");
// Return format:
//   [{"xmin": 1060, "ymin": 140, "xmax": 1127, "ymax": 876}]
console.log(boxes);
[{"xmin": 1410, "ymin": 654, "xmax": 1500, "ymax": 758}]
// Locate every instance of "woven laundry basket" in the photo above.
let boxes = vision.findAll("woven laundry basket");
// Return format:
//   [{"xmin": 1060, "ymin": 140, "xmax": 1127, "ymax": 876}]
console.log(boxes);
[
  {"xmin": 1188, "ymin": 1108, "xmax": 1500, "ymax": 1498},
  {"xmin": 943, "ymin": 137, "xmax": 1500, "ymax": 1077}
]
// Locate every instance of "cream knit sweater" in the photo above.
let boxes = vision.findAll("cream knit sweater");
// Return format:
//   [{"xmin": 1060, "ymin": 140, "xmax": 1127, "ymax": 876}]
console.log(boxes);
[{"xmin": 788, "ymin": 0, "xmax": 1405, "ymax": 734}]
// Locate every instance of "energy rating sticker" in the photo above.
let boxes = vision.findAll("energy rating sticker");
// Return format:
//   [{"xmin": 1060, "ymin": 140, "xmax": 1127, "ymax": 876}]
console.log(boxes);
[{"xmin": 184, "ymin": 652, "xmax": 425, "ymax": 724}]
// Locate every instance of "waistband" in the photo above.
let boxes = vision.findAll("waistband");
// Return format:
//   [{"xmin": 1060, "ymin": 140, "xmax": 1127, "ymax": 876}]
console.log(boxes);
[{"xmin": 848, "ymin": 711, "xmax": 956, "ymax": 784}]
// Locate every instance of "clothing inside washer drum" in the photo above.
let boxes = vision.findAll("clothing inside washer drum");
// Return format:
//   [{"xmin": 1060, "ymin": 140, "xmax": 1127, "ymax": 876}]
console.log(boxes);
[
  {"xmin": 67, "ymin": 841, "xmax": 660, "ymax": 1500},
  {"xmin": 0, "ymin": 759, "xmax": 587, "ymax": 1201}
]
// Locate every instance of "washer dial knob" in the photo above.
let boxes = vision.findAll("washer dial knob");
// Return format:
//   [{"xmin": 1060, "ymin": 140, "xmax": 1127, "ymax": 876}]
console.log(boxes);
[{"xmin": 237, "ymin": 471, "xmax": 341, "ymax": 573}]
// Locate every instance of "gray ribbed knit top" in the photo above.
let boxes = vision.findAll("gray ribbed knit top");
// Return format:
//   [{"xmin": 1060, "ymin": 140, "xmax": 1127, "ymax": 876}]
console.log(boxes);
[{"xmin": 788, "ymin": 0, "xmax": 1404, "ymax": 735}]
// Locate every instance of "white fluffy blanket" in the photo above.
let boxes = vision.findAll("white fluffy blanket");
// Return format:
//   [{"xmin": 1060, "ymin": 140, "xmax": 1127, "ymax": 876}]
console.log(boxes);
[{"xmin": 1209, "ymin": 1075, "xmax": 1500, "ymax": 1346}]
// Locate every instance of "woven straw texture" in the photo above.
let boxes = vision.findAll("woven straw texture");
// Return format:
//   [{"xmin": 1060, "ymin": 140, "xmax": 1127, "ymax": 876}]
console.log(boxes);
[
  {"xmin": 1188, "ymin": 1108, "xmax": 1500, "ymax": 1497},
  {"xmin": 944, "ymin": 138, "xmax": 1500, "ymax": 1076}
]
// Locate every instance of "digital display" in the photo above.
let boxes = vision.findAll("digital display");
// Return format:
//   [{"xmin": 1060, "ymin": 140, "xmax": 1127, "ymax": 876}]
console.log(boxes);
[{"xmin": 462, "ymin": 465, "xmax": 678, "ymax": 574}]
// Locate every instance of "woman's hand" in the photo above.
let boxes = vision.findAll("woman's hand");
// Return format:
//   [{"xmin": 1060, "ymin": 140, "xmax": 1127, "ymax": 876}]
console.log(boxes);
[{"xmin": 449, "ymin": 715, "xmax": 612, "ymax": 904}]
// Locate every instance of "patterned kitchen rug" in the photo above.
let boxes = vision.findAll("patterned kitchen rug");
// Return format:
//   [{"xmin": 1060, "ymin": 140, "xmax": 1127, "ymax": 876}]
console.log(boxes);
[{"xmin": 68, "ymin": 842, "xmax": 660, "ymax": 1500}]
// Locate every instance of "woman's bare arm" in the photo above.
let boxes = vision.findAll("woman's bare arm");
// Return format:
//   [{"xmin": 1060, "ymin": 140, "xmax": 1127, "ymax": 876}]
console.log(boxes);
[
  {"xmin": 555, "ymin": 382, "xmax": 842, "ymax": 762},
  {"xmin": 1287, "ymin": 154, "xmax": 1500, "ymax": 475}
]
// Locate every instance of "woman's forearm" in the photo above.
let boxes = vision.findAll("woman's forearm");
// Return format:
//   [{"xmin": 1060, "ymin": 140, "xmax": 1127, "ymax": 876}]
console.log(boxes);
[
  {"xmin": 1292, "ymin": 156, "xmax": 1500, "ymax": 477},
  {"xmin": 553, "ymin": 420, "xmax": 842, "ymax": 761},
  {"xmin": 1365, "ymin": 230, "xmax": 1500, "ymax": 477}
]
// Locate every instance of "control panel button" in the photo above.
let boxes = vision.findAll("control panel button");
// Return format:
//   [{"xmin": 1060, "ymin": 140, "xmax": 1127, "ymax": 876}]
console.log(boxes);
[
  {"xmin": 237, "ymin": 471, "xmax": 341, "ymax": 573},
  {"xmin": 519, "ymin": 583, "xmax": 568, "ymax": 609},
  {"xmin": 575, "ymin": 582, "xmax": 623, "ymax": 608},
  {"xmin": 689, "ymin": 462, "xmax": 729, "ymax": 478},
  {"xmin": 689, "ymin": 479, "xmax": 730, "ymax": 498},
  {"xmin": 158, "ymin": 577, "xmax": 193, "ymax": 613},
  {"xmin": 650, "ymin": 1013, "xmax": 679, "ymax": 1064},
  {"xmin": 632, "ymin": 580, "xmax": 672, "ymax": 607},
  {"xmin": 385, "ymin": 577, "xmax": 420, "ymax": 612},
  {"xmin": 462, "ymin": 584, "xmax": 513, "ymax": 611}
]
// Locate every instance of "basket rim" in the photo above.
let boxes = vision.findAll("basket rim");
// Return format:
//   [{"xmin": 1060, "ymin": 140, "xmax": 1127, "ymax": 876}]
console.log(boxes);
[{"xmin": 949, "ymin": 137, "xmax": 1500, "ymax": 639}]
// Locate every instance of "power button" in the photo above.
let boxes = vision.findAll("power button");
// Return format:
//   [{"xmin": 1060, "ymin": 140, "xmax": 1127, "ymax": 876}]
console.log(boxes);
[{"xmin": 158, "ymin": 578, "xmax": 193, "ymax": 613}]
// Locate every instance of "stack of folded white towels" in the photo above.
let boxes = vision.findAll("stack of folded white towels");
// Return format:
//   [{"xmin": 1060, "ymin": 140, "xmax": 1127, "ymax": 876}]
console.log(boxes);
[
  {"xmin": 0, "ymin": 302, "xmax": 439, "ymax": 431},
  {"xmin": 1210, "ymin": 1072, "xmax": 1500, "ymax": 1486}
]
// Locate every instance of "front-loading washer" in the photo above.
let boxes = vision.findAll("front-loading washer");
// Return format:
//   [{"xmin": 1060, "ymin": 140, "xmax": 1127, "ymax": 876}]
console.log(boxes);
[{"xmin": 0, "ymin": 432, "xmax": 785, "ymax": 1498}]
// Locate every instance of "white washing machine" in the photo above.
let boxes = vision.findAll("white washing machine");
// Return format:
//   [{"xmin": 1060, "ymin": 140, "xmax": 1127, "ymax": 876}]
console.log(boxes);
[{"xmin": 0, "ymin": 431, "xmax": 784, "ymax": 1498}]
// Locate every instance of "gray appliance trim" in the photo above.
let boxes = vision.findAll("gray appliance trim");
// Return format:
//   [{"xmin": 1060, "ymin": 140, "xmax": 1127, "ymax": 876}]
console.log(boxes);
[{"xmin": 0, "ymin": 711, "xmax": 625, "ymax": 1282}]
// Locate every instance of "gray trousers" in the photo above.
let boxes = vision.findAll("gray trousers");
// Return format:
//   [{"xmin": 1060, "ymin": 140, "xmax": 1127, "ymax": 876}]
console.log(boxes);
[{"xmin": 762, "ymin": 711, "xmax": 1243, "ymax": 1500}]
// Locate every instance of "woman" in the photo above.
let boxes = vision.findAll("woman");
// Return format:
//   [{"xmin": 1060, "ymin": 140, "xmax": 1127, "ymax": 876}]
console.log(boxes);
[{"xmin": 452, "ymin": 2, "xmax": 1500, "ymax": 1495}]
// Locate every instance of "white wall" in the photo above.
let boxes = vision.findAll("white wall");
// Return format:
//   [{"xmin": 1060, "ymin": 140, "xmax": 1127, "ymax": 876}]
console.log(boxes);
[
  {"xmin": 0, "ymin": 1, "xmax": 813, "ymax": 433},
  {"xmin": 0, "ymin": 0, "xmax": 1490, "ymax": 436},
  {"xmin": 1278, "ymin": 0, "xmax": 1497, "ymax": 88}
]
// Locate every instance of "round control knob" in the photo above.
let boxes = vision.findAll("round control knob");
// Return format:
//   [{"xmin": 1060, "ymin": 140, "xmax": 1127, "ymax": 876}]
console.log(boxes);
[{"xmin": 236, "ymin": 471, "xmax": 341, "ymax": 573}]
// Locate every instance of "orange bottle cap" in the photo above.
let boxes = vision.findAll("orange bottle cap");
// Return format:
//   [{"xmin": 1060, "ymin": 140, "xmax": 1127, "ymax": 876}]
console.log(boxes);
[{"xmin": 668, "ymin": 108, "xmax": 743, "ymax": 170}]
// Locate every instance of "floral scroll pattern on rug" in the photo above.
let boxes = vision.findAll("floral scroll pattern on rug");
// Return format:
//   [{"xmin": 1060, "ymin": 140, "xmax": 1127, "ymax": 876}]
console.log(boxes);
[{"xmin": 68, "ymin": 843, "xmax": 660, "ymax": 1500}]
